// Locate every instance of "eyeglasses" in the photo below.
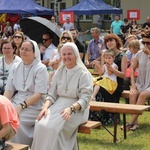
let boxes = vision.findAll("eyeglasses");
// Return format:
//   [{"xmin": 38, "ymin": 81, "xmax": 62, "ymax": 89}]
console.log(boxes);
[
  {"xmin": 14, "ymin": 36, "xmax": 22, "ymax": 39},
  {"xmin": 2, "ymin": 47, "xmax": 12, "ymax": 50},
  {"xmin": 20, "ymin": 48, "xmax": 32, "ymax": 52},
  {"xmin": 61, "ymin": 36, "xmax": 71, "ymax": 40},
  {"xmin": 42, "ymin": 38, "xmax": 50, "ymax": 42},
  {"xmin": 141, "ymin": 41, "xmax": 150, "ymax": 45}
]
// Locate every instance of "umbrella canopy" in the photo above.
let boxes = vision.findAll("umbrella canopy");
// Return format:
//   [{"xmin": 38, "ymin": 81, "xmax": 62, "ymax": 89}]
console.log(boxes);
[
  {"xmin": 20, "ymin": 17, "xmax": 61, "ymax": 47},
  {"xmin": 61, "ymin": 0, "xmax": 122, "ymax": 15},
  {"xmin": 0, "ymin": 0, "xmax": 54, "ymax": 15}
]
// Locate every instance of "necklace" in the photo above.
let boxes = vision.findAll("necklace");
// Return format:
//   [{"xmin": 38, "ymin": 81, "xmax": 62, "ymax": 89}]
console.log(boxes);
[
  {"xmin": 65, "ymin": 69, "xmax": 74, "ymax": 93},
  {"xmin": 22, "ymin": 65, "xmax": 33, "ymax": 89}
]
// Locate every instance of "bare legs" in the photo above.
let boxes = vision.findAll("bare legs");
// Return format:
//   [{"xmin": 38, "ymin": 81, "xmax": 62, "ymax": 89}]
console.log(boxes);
[
  {"xmin": 91, "ymin": 85, "xmax": 100, "ymax": 101},
  {"xmin": 129, "ymin": 90, "xmax": 150, "ymax": 127}
]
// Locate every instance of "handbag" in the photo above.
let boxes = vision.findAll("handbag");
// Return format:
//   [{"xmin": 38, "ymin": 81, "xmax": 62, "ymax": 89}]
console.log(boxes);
[{"xmin": 0, "ymin": 57, "xmax": 5, "ymax": 95}]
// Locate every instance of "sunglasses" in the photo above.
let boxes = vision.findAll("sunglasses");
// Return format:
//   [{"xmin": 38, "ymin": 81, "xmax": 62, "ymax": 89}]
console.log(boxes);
[
  {"xmin": 14, "ymin": 36, "xmax": 22, "ymax": 39},
  {"xmin": 141, "ymin": 41, "xmax": 150, "ymax": 45},
  {"xmin": 43, "ymin": 38, "xmax": 50, "ymax": 42},
  {"xmin": 61, "ymin": 36, "xmax": 71, "ymax": 40}
]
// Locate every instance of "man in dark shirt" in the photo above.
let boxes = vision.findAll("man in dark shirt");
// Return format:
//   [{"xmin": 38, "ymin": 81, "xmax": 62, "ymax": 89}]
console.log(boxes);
[
  {"xmin": 142, "ymin": 16, "xmax": 150, "ymax": 28},
  {"xmin": 70, "ymin": 28, "xmax": 85, "ymax": 61},
  {"xmin": 120, "ymin": 18, "xmax": 131, "ymax": 44}
]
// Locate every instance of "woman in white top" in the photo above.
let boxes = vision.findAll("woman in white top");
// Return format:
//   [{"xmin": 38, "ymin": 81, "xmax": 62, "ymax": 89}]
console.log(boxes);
[{"xmin": 0, "ymin": 40, "xmax": 21, "ymax": 94}]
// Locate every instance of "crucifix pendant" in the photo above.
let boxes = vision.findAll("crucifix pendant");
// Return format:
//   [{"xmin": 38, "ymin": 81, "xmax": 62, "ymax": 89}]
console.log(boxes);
[{"xmin": 22, "ymin": 83, "xmax": 26, "ymax": 89}]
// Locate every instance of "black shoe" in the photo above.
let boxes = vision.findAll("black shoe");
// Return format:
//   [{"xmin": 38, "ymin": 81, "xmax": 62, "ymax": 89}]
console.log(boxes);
[{"xmin": 0, "ymin": 138, "xmax": 5, "ymax": 150}]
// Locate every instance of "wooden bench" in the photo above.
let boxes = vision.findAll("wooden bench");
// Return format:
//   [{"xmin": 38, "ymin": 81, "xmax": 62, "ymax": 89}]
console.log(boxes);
[
  {"xmin": 3, "ymin": 122, "xmax": 100, "ymax": 150},
  {"xmin": 5, "ymin": 141, "xmax": 29, "ymax": 150},
  {"xmin": 78, "ymin": 120, "xmax": 101, "ymax": 134},
  {"xmin": 121, "ymin": 90, "xmax": 150, "ymax": 107},
  {"xmin": 121, "ymin": 90, "xmax": 130, "ymax": 99},
  {"xmin": 90, "ymin": 101, "xmax": 150, "ymax": 143}
]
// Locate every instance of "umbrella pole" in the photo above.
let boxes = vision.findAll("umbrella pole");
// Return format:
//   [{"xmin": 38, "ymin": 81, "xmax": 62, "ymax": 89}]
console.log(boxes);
[{"xmin": 54, "ymin": 0, "xmax": 59, "ymax": 22}]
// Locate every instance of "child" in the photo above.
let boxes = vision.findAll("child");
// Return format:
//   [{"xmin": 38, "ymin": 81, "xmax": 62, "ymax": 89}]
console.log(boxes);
[
  {"xmin": 91, "ymin": 50, "xmax": 118, "ymax": 100},
  {"xmin": 38, "ymin": 43, "xmax": 46, "ymax": 60},
  {"xmin": 0, "ymin": 96, "xmax": 19, "ymax": 143},
  {"xmin": 48, "ymin": 43, "xmax": 63, "ymax": 82}
]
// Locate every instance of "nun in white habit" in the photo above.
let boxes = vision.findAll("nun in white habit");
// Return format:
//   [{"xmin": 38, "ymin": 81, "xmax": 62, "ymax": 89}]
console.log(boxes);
[
  {"xmin": 31, "ymin": 42, "xmax": 93, "ymax": 150},
  {"xmin": 4, "ymin": 40, "xmax": 49, "ymax": 147}
]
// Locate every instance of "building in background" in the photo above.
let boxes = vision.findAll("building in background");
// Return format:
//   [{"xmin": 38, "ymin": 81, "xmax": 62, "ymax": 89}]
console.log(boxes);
[
  {"xmin": 35, "ymin": 0, "xmax": 150, "ymax": 30},
  {"xmin": 121, "ymin": 0, "xmax": 149, "ymax": 24}
]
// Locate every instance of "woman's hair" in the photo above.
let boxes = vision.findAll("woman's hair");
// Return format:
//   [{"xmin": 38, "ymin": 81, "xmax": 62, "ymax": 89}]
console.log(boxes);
[
  {"xmin": 13, "ymin": 31, "xmax": 25, "ymax": 41},
  {"xmin": 128, "ymin": 39, "xmax": 140, "ymax": 50},
  {"xmin": 104, "ymin": 34, "xmax": 123, "ymax": 49},
  {"xmin": 59, "ymin": 30, "xmax": 74, "ymax": 43},
  {"xmin": 57, "ymin": 43, "xmax": 64, "ymax": 52},
  {"xmin": 1, "ymin": 39, "xmax": 17, "ymax": 53},
  {"xmin": 103, "ymin": 50, "xmax": 115, "ymax": 59},
  {"xmin": 13, "ymin": 31, "xmax": 25, "ymax": 56}
]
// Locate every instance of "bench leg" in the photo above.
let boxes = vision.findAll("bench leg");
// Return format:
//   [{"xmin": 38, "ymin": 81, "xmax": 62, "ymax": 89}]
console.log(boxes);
[
  {"xmin": 123, "ymin": 113, "xmax": 127, "ymax": 139},
  {"xmin": 113, "ymin": 114, "xmax": 118, "ymax": 143}
]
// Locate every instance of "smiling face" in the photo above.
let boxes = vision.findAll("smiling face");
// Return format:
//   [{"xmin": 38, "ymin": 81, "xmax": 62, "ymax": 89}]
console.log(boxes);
[
  {"xmin": 61, "ymin": 46, "xmax": 76, "ymax": 69},
  {"xmin": 105, "ymin": 38, "xmax": 117, "ymax": 50}
]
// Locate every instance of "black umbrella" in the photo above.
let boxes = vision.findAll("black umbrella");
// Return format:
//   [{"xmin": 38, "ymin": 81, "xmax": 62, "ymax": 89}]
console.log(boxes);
[{"xmin": 20, "ymin": 16, "xmax": 61, "ymax": 47}]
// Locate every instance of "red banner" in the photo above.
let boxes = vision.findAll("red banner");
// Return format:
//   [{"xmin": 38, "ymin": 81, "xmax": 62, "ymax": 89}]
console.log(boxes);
[
  {"xmin": 59, "ymin": 12, "xmax": 74, "ymax": 24},
  {"xmin": 127, "ymin": 10, "xmax": 140, "ymax": 20},
  {"xmin": 6, "ymin": 14, "xmax": 20, "ymax": 23}
]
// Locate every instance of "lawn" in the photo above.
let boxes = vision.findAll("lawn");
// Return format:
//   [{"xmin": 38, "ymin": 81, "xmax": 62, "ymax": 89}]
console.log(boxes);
[{"xmin": 78, "ymin": 109, "xmax": 150, "ymax": 150}]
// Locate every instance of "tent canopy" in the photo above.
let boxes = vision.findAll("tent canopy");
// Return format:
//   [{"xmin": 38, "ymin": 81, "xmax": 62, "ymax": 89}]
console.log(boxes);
[
  {"xmin": 0, "ymin": 0, "xmax": 54, "ymax": 15},
  {"xmin": 61, "ymin": 0, "xmax": 122, "ymax": 15}
]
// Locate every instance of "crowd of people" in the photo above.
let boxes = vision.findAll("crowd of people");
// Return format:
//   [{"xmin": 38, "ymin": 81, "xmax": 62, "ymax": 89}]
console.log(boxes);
[{"xmin": 0, "ymin": 15, "xmax": 150, "ymax": 149}]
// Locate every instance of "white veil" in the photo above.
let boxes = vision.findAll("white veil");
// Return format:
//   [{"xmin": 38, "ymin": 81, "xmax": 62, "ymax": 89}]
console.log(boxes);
[
  {"xmin": 59, "ymin": 42, "xmax": 88, "ymax": 71},
  {"xmin": 29, "ymin": 39, "xmax": 41, "ymax": 61}
]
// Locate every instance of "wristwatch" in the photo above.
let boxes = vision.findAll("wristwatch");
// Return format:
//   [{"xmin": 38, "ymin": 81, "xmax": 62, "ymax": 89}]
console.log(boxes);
[
  {"xmin": 20, "ymin": 103, "xmax": 26, "ymax": 109},
  {"xmin": 69, "ymin": 105, "xmax": 76, "ymax": 114}
]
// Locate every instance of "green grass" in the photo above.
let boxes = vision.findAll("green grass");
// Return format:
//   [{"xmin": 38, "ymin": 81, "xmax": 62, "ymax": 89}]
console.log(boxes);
[{"xmin": 78, "ymin": 108, "xmax": 150, "ymax": 150}]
